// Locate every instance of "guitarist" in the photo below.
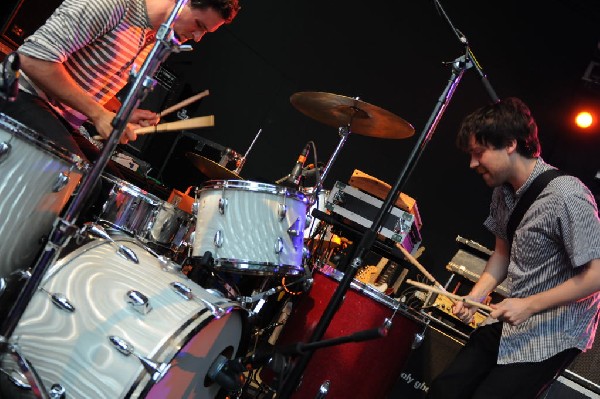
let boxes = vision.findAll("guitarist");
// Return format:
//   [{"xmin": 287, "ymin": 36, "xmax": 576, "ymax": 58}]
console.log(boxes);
[{"xmin": 426, "ymin": 98, "xmax": 600, "ymax": 399}]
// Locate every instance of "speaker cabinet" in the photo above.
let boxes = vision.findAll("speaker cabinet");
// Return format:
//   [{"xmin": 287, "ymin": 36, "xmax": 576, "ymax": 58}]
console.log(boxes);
[
  {"xmin": 561, "ymin": 332, "xmax": 600, "ymax": 394},
  {"xmin": 543, "ymin": 376, "xmax": 600, "ymax": 399},
  {"xmin": 389, "ymin": 324, "xmax": 466, "ymax": 398}
]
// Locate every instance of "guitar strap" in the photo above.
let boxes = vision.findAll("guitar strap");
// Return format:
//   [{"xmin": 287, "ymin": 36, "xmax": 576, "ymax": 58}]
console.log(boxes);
[{"xmin": 506, "ymin": 168, "xmax": 567, "ymax": 248}]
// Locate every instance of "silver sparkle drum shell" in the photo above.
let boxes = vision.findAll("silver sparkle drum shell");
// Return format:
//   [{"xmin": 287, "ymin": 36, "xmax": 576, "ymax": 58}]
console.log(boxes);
[
  {"xmin": 96, "ymin": 174, "xmax": 193, "ymax": 249},
  {"xmin": 192, "ymin": 180, "xmax": 309, "ymax": 276}
]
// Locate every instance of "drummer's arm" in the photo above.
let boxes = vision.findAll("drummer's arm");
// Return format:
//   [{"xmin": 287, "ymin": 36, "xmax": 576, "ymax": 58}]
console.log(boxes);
[{"xmin": 19, "ymin": 55, "xmax": 136, "ymax": 142}]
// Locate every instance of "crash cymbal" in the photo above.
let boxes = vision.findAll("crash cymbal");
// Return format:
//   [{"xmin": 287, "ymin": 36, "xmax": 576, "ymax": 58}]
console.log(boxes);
[
  {"xmin": 186, "ymin": 152, "xmax": 242, "ymax": 180},
  {"xmin": 290, "ymin": 92, "xmax": 414, "ymax": 139}
]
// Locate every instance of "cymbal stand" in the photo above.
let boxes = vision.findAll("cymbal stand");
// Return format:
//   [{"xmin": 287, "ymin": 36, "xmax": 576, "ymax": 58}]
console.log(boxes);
[
  {"xmin": 0, "ymin": 1, "xmax": 192, "ymax": 396},
  {"xmin": 277, "ymin": 57, "xmax": 473, "ymax": 399}
]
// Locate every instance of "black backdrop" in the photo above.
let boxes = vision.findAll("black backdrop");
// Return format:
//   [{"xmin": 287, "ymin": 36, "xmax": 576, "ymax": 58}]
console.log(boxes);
[{"xmin": 2, "ymin": 0, "xmax": 600, "ymax": 285}]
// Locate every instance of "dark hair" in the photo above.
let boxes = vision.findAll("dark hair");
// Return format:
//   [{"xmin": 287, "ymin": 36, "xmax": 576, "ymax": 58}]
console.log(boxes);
[
  {"xmin": 456, "ymin": 97, "xmax": 541, "ymax": 158},
  {"xmin": 190, "ymin": 0, "xmax": 241, "ymax": 24}
]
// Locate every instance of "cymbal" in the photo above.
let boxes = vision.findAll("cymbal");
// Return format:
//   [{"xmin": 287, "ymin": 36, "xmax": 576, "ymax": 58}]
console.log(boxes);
[
  {"xmin": 290, "ymin": 92, "xmax": 414, "ymax": 139},
  {"xmin": 186, "ymin": 152, "xmax": 242, "ymax": 180}
]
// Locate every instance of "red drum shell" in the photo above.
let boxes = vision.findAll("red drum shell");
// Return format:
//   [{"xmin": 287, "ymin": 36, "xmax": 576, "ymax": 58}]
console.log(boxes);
[{"xmin": 276, "ymin": 268, "xmax": 426, "ymax": 399}]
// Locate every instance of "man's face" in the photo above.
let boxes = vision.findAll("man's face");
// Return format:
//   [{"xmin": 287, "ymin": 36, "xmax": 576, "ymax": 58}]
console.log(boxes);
[
  {"xmin": 466, "ymin": 135, "xmax": 512, "ymax": 187},
  {"xmin": 173, "ymin": 5, "xmax": 225, "ymax": 43}
]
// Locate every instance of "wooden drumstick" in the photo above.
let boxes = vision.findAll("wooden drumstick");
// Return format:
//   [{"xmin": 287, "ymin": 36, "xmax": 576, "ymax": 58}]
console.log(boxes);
[
  {"xmin": 406, "ymin": 279, "xmax": 493, "ymax": 312},
  {"xmin": 92, "ymin": 115, "xmax": 215, "ymax": 140},
  {"xmin": 395, "ymin": 243, "xmax": 445, "ymax": 291},
  {"xmin": 158, "ymin": 89, "xmax": 209, "ymax": 118},
  {"xmin": 134, "ymin": 115, "xmax": 214, "ymax": 135}
]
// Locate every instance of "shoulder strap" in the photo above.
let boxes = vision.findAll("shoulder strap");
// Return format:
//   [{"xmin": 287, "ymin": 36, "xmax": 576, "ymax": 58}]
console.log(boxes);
[{"xmin": 506, "ymin": 169, "xmax": 567, "ymax": 247}]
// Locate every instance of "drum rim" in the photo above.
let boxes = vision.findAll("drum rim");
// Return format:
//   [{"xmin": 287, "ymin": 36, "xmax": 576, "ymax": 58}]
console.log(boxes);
[
  {"xmin": 198, "ymin": 179, "xmax": 307, "ymax": 202},
  {"xmin": 101, "ymin": 173, "xmax": 163, "ymax": 204},
  {"xmin": 212, "ymin": 258, "xmax": 305, "ymax": 276},
  {"xmin": 0, "ymin": 112, "xmax": 89, "ymax": 170},
  {"xmin": 129, "ymin": 306, "xmax": 244, "ymax": 398},
  {"xmin": 314, "ymin": 266, "xmax": 428, "ymax": 323}
]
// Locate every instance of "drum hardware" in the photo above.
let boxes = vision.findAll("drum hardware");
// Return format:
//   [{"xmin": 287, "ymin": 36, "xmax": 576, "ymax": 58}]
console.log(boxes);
[
  {"xmin": 108, "ymin": 335, "xmax": 172, "ymax": 382},
  {"xmin": 0, "ymin": 341, "xmax": 50, "ymax": 398},
  {"xmin": 316, "ymin": 381, "xmax": 330, "ymax": 399},
  {"xmin": 412, "ymin": 324, "xmax": 428, "ymax": 350},
  {"xmin": 79, "ymin": 222, "xmax": 140, "ymax": 263},
  {"xmin": 170, "ymin": 281, "xmax": 228, "ymax": 318}
]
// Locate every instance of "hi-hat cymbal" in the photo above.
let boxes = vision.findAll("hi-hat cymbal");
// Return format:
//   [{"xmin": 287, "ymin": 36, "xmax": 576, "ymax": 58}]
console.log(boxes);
[
  {"xmin": 290, "ymin": 92, "xmax": 414, "ymax": 139},
  {"xmin": 186, "ymin": 152, "xmax": 242, "ymax": 180}
]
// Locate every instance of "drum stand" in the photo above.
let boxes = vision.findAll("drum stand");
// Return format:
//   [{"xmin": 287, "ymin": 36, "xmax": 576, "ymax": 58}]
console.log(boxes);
[
  {"xmin": 277, "ymin": 45, "xmax": 499, "ymax": 399},
  {"xmin": 0, "ymin": 1, "xmax": 193, "ymax": 397}
]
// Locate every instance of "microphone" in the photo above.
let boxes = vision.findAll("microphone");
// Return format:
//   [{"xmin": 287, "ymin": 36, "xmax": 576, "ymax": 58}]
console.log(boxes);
[
  {"xmin": 288, "ymin": 144, "xmax": 310, "ymax": 187},
  {"xmin": 301, "ymin": 164, "xmax": 323, "ymax": 178},
  {"xmin": 1, "ymin": 52, "xmax": 21, "ymax": 102}
]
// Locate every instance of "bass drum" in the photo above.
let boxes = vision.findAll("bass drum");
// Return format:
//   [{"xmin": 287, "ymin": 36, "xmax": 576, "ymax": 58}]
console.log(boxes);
[
  {"xmin": 0, "ymin": 238, "xmax": 245, "ymax": 399},
  {"xmin": 269, "ymin": 267, "xmax": 428, "ymax": 399}
]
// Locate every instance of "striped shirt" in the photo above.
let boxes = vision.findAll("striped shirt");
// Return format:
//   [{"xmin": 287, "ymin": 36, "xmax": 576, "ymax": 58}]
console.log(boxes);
[
  {"xmin": 17, "ymin": 0, "xmax": 153, "ymax": 127},
  {"xmin": 484, "ymin": 157, "xmax": 600, "ymax": 364}
]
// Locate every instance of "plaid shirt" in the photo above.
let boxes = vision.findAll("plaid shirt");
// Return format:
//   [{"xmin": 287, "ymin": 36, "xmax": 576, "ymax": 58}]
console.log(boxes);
[{"xmin": 484, "ymin": 158, "xmax": 600, "ymax": 363}]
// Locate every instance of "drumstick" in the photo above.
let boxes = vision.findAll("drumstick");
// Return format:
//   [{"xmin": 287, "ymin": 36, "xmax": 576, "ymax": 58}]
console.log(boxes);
[
  {"xmin": 406, "ymin": 279, "xmax": 493, "ymax": 312},
  {"xmin": 92, "ymin": 115, "xmax": 215, "ymax": 140},
  {"xmin": 158, "ymin": 89, "xmax": 209, "ymax": 118},
  {"xmin": 134, "ymin": 115, "xmax": 214, "ymax": 135},
  {"xmin": 395, "ymin": 243, "xmax": 445, "ymax": 291}
]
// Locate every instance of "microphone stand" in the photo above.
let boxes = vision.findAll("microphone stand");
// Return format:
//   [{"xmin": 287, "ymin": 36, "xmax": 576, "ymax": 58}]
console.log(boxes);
[
  {"xmin": 277, "ymin": 58, "xmax": 473, "ymax": 399},
  {"xmin": 0, "ymin": 1, "xmax": 191, "ymax": 396}
]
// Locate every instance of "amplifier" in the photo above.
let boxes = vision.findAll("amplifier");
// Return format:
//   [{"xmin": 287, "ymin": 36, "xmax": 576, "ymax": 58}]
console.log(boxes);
[
  {"xmin": 325, "ymin": 181, "xmax": 421, "ymax": 253},
  {"xmin": 446, "ymin": 248, "xmax": 510, "ymax": 297}
]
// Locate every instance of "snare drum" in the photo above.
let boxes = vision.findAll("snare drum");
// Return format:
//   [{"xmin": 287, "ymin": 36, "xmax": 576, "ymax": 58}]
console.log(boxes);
[
  {"xmin": 192, "ymin": 180, "xmax": 309, "ymax": 276},
  {"xmin": 0, "ymin": 113, "xmax": 87, "ymax": 283},
  {"xmin": 96, "ymin": 174, "xmax": 193, "ymax": 250},
  {"xmin": 272, "ymin": 268, "xmax": 427, "ymax": 399},
  {"xmin": 0, "ymin": 238, "xmax": 244, "ymax": 399}
]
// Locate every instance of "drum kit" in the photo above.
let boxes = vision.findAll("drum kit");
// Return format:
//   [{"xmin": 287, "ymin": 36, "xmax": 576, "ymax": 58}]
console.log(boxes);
[{"xmin": 0, "ymin": 90, "xmax": 434, "ymax": 399}]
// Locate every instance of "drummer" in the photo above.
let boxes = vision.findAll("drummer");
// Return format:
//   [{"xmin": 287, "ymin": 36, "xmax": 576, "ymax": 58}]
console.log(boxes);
[{"xmin": 0, "ymin": 0, "xmax": 240, "ymax": 163}]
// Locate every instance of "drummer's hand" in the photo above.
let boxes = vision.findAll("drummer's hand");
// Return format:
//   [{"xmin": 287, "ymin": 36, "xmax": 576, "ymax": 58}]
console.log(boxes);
[
  {"xmin": 452, "ymin": 297, "xmax": 479, "ymax": 324},
  {"xmin": 490, "ymin": 297, "xmax": 534, "ymax": 326},
  {"xmin": 91, "ymin": 109, "xmax": 156, "ymax": 144},
  {"xmin": 90, "ymin": 108, "xmax": 117, "ymax": 141},
  {"xmin": 131, "ymin": 109, "xmax": 160, "ymax": 127}
]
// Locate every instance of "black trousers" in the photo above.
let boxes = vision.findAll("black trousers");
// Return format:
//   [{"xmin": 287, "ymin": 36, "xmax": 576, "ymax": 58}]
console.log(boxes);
[{"xmin": 426, "ymin": 322, "xmax": 580, "ymax": 399}]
